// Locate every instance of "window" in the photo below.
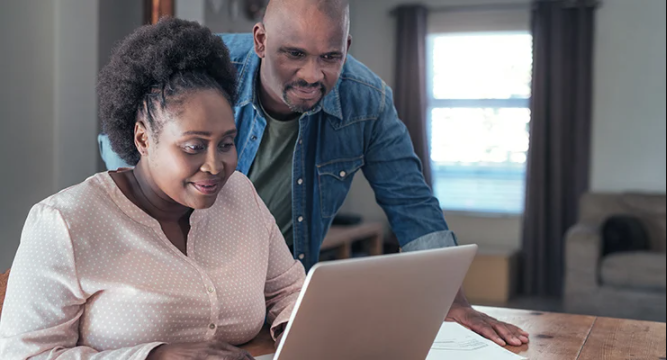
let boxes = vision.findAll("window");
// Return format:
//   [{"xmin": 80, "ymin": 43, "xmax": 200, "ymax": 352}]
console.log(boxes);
[{"xmin": 427, "ymin": 32, "xmax": 533, "ymax": 214}]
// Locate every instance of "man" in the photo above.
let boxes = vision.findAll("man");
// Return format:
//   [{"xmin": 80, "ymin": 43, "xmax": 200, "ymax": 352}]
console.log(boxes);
[{"xmin": 100, "ymin": 0, "xmax": 529, "ymax": 347}]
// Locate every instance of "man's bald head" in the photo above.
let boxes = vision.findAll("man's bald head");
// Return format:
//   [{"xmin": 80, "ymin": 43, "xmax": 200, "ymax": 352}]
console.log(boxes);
[
  {"xmin": 253, "ymin": 0, "xmax": 353, "ymax": 116},
  {"xmin": 263, "ymin": 0, "xmax": 350, "ymax": 33}
]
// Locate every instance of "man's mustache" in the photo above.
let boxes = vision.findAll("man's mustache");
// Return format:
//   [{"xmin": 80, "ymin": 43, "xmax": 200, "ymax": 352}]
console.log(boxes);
[{"xmin": 285, "ymin": 80, "xmax": 325, "ymax": 92}]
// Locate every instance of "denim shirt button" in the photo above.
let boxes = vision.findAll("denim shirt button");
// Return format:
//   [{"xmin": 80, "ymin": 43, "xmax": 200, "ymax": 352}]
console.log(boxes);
[
  {"xmin": 251, "ymin": 135, "xmax": 258, "ymax": 141},
  {"xmin": 339, "ymin": 171, "xmax": 347, "ymax": 178},
  {"xmin": 297, "ymin": 178, "xmax": 304, "ymax": 185},
  {"xmin": 297, "ymin": 216, "xmax": 304, "ymax": 223},
  {"xmin": 298, "ymin": 254, "xmax": 305, "ymax": 260}
]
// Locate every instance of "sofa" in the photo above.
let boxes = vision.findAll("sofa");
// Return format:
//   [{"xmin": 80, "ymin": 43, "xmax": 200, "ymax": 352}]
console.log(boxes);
[{"xmin": 564, "ymin": 193, "xmax": 666, "ymax": 322}]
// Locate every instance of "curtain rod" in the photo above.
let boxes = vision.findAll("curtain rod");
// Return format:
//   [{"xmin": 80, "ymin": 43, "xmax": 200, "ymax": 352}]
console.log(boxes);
[
  {"xmin": 390, "ymin": 0, "xmax": 601, "ymax": 14},
  {"xmin": 390, "ymin": 2, "xmax": 530, "ymax": 15},
  {"xmin": 428, "ymin": 3, "xmax": 531, "ymax": 13}
]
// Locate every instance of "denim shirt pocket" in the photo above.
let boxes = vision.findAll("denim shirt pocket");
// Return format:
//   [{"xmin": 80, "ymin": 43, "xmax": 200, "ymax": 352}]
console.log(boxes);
[{"xmin": 316, "ymin": 156, "xmax": 365, "ymax": 218}]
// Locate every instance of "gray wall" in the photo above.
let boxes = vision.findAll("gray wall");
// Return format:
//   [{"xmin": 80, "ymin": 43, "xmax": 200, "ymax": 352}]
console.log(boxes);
[
  {"xmin": 0, "ymin": 1, "xmax": 57, "ymax": 271},
  {"xmin": 98, "ymin": 0, "xmax": 143, "ymax": 78},
  {"xmin": 98, "ymin": 0, "xmax": 144, "ymax": 171},
  {"xmin": 0, "ymin": 0, "xmax": 103, "ymax": 271},
  {"xmin": 54, "ymin": 0, "xmax": 99, "ymax": 190},
  {"xmin": 0, "ymin": 0, "xmax": 255, "ymax": 271},
  {"xmin": 204, "ymin": 0, "xmax": 260, "ymax": 33},
  {"xmin": 176, "ymin": 0, "xmax": 205, "ymax": 24}
]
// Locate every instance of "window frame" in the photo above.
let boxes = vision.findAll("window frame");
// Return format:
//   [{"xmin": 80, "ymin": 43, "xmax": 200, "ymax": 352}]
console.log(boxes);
[{"xmin": 426, "ymin": 32, "xmax": 532, "ymax": 217}]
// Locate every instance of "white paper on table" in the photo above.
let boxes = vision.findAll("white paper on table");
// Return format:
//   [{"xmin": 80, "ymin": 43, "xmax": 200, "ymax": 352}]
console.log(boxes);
[
  {"xmin": 426, "ymin": 322, "xmax": 527, "ymax": 360},
  {"xmin": 253, "ymin": 323, "xmax": 526, "ymax": 360}
]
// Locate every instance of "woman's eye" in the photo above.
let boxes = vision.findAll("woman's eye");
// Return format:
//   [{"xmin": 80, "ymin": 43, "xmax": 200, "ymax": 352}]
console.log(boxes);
[{"xmin": 184, "ymin": 144, "xmax": 205, "ymax": 153}]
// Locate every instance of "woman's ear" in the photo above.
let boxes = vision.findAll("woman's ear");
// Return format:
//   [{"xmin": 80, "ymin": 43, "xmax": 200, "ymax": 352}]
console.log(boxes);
[{"xmin": 134, "ymin": 121, "xmax": 150, "ymax": 157}]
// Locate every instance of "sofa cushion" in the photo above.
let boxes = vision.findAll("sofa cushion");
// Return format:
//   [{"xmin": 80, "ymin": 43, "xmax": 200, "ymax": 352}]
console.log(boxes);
[
  {"xmin": 651, "ymin": 217, "xmax": 666, "ymax": 253},
  {"xmin": 601, "ymin": 252, "xmax": 666, "ymax": 292},
  {"xmin": 621, "ymin": 194, "xmax": 666, "ymax": 253}
]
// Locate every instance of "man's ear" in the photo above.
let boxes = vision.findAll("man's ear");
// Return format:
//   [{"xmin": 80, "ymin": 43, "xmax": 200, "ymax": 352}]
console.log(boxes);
[
  {"xmin": 253, "ymin": 22, "xmax": 267, "ymax": 58},
  {"xmin": 134, "ymin": 121, "xmax": 150, "ymax": 157},
  {"xmin": 341, "ymin": 34, "xmax": 353, "ymax": 67}
]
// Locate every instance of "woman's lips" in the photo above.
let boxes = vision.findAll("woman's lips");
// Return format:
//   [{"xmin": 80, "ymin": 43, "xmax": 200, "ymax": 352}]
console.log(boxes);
[{"xmin": 191, "ymin": 180, "xmax": 221, "ymax": 195}]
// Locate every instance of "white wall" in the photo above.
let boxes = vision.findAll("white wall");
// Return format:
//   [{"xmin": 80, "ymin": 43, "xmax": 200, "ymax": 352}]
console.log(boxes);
[
  {"xmin": 591, "ymin": 0, "xmax": 667, "ymax": 193},
  {"xmin": 344, "ymin": 0, "xmax": 667, "ymax": 250},
  {"xmin": 344, "ymin": 0, "xmax": 530, "ymax": 250},
  {"xmin": 0, "ymin": 0, "xmax": 101, "ymax": 271},
  {"xmin": 348, "ymin": 0, "xmax": 530, "ymax": 90}
]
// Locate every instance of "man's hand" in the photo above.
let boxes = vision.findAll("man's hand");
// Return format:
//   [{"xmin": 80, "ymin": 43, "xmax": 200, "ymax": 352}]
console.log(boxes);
[{"xmin": 446, "ymin": 290, "xmax": 530, "ymax": 347}]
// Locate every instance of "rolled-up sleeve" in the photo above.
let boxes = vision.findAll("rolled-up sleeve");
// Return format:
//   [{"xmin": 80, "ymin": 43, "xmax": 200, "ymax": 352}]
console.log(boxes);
[{"xmin": 362, "ymin": 84, "xmax": 457, "ymax": 251}]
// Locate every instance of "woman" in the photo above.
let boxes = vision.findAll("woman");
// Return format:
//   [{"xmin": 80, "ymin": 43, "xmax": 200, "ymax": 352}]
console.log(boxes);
[{"xmin": 0, "ymin": 18, "xmax": 304, "ymax": 359}]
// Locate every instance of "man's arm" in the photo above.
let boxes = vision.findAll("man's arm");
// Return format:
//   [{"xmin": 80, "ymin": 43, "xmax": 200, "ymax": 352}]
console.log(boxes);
[
  {"xmin": 361, "ymin": 85, "xmax": 455, "ymax": 252},
  {"xmin": 98, "ymin": 133, "xmax": 132, "ymax": 170},
  {"xmin": 361, "ymin": 84, "xmax": 529, "ymax": 346}
]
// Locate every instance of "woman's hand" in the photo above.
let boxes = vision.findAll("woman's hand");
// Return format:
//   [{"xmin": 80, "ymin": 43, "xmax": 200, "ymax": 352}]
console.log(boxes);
[{"xmin": 147, "ymin": 341, "xmax": 254, "ymax": 360}]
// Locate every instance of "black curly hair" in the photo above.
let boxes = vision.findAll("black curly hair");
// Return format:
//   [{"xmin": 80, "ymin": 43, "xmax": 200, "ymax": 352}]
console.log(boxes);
[{"xmin": 98, "ymin": 17, "xmax": 238, "ymax": 166}]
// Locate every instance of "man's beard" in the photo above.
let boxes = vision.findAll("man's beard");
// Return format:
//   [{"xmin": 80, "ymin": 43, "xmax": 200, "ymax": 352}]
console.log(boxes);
[{"xmin": 282, "ymin": 80, "xmax": 326, "ymax": 113}]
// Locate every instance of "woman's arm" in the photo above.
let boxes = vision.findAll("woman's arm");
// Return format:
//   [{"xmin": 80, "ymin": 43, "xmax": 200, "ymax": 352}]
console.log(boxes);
[
  {"xmin": 247, "ymin": 180, "xmax": 306, "ymax": 342},
  {"xmin": 264, "ymin": 218, "xmax": 306, "ymax": 341},
  {"xmin": 0, "ymin": 204, "xmax": 164, "ymax": 359}
]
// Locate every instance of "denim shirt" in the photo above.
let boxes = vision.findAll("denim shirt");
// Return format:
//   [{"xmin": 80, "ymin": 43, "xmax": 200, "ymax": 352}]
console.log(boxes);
[{"xmin": 98, "ymin": 33, "xmax": 457, "ymax": 270}]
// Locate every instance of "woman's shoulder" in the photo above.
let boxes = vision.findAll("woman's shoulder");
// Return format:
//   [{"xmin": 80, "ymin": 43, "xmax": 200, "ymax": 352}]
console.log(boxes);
[
  {"xmin": 35, "ymin": 172, "xmax": 116, "ymax": 219},
  {"xmin": 211, "ymin": 171, "xmax": 263, "ymax": 212},
  {"xmin": 215, "ymin": 171, "xmax": 256, "ymax": 202},
  {"xmin": 204, "ymin": 171, "xmax": 273, "ymax": 235}
]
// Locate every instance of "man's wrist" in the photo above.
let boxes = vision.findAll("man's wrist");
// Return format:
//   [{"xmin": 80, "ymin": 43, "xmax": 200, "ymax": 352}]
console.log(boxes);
[{"xmin": 452, "ymin": 288, "xmax": 472, "ymax": 308}]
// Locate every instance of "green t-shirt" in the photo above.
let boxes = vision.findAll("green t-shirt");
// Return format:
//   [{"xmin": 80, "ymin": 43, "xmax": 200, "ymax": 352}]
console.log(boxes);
[{"xmin": 247, "ymin": 105, "xmax": 299, "ymax": 247}]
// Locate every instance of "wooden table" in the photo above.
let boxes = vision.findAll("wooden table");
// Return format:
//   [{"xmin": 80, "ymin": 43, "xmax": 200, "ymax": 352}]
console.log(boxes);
[
  {"xmin": 241, "ymin": 307, "xmax": 667, "ymax": 359},
  {"xmin": 320, "ymin": 223, "xmax": 384, "ymax": 259}
]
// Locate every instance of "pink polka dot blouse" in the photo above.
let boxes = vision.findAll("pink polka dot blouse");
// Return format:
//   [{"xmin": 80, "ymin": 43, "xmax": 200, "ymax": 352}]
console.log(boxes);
[{"xmin": 0, "ymin": 171, "xmax": 305, "ymax": 359}]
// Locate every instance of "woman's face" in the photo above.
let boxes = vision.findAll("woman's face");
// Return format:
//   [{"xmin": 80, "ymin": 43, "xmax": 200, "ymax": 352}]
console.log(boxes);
[{"xmin": 141, "ymin": 89, "xmax": 237, "ymax": 210}]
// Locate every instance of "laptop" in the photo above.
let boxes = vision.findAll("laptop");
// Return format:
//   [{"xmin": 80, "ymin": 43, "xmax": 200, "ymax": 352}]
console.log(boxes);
[{"xmin": 260, "ymin": 244, "xmax": 478, "ymax": 360}]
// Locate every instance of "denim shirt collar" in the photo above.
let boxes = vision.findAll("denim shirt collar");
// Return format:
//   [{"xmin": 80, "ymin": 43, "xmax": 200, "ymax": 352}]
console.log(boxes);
[{"xmin": 235, "ymin": 48, "xmax": 343, "ymax": 120}]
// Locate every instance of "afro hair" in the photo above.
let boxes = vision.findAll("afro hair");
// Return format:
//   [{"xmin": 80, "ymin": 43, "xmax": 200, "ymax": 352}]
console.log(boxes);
[{"xmin": 98, "ymin": 17, "xmax": 238, "ymax": 166}]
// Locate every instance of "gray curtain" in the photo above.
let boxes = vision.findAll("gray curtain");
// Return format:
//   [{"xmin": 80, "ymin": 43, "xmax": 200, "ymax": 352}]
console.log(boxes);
[
  {"xmin": 394, "ymin": 5, "xmax": 432, "ymax": 187},
  {"xmin": 522, "ymin": 0, "xmax": 597, "ymax": 297}
]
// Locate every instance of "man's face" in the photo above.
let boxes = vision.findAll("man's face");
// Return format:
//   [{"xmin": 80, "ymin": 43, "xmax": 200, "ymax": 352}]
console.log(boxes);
[{"xmin": 254, "ymin": 7, "xmax": 351, "ymax": 113}]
